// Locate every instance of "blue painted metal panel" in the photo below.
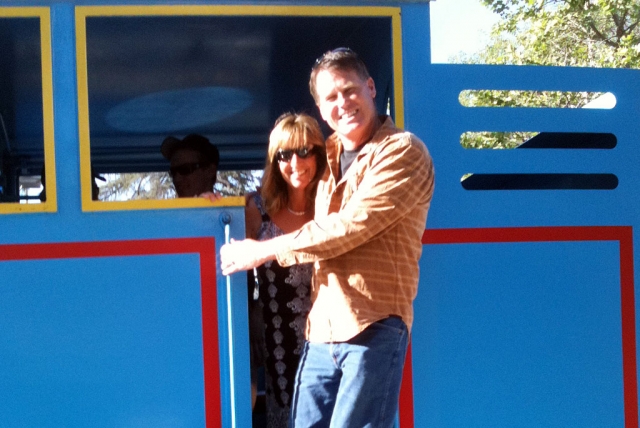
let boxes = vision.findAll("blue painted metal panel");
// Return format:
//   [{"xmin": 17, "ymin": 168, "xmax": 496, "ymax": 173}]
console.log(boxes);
[
  {"xmin": 414, "ymin": 240, "xmax": 624, "ymax": 427},
  {"xmin": 406, "ymin": 63, "xmax": 640, "ymax": 229},
  {"xmin": 1, "ymin": 5, "xmax": 252, "ymax": 425},
  {"xmin": 0, "ymin": 254, "xmax": 205, "ymax": 427},
  {"xmin": 401, "ymin": 4, "xmax": 639, "ymax": 427},
  {"xmin": 1, "ymin": 1, "xmax": 638, "ymax": 427}
]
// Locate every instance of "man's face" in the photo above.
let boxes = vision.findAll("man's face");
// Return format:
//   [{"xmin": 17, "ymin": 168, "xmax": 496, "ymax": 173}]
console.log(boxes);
[
  {"xmin": 314, "ymin": 67, "xmax": 377, "ymax": 149},
  {"xmin": 170, "ymin": 148, "xmax": 217, "ymax": 197}
]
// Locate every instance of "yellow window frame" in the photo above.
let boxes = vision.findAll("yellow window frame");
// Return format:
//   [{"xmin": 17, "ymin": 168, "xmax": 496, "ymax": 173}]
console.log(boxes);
[
  {"xmin": 0, "ymin": 7, "xmax": 56, "ymax": 214},
  {"xmin": 75, "ymin": 5, "xmax": 403, "ymax": 212}
]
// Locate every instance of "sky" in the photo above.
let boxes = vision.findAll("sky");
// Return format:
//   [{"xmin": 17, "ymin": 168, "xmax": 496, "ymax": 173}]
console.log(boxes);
[{"xmin": 430, "ymin": 0, "xmax": 500, "ymax": 63}]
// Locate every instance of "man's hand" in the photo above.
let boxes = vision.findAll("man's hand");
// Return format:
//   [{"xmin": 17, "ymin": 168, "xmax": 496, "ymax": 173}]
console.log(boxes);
[{"xmin": 220, "ymin": 238, "xmax": 273, "ymax": 275}]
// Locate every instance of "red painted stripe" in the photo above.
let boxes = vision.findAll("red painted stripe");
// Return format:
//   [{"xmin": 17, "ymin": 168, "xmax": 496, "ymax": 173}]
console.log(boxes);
[
  {"xmin": 399, "ymin": 343, "xmax": 415, "ymax": 428},
  {"xmin": 198, "ymin": 242, "xmax": 222, "ymax": 428},
  {"xmin": 0, "ymin": 238, "xmax": 211, "ymax": 260},
  {"xmin": 422, "ymin": 225, "xmax": 630, "ymax": 245},
  {"xmin": 620, "ymin": 232, "xmax": 638, "ymax": 428}
]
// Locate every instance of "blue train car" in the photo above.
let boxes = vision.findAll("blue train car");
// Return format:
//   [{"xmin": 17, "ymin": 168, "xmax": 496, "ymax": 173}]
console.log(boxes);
[{"xmin": 1, "ymin": 1, "xmax": 638, "ymax": 427}]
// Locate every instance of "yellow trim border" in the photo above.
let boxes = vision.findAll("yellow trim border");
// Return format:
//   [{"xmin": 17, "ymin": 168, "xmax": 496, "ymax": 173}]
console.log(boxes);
[
  {"xmin": 83, "ymin": 195, "xmax": 246, "ymax": 212},
  {"xmin": 0, "ymin": 7, "xmax": 56, "ymax": 214},
  {"xmin": 75, "ymin": 5, "xmax": 404, "ymax": 212}
]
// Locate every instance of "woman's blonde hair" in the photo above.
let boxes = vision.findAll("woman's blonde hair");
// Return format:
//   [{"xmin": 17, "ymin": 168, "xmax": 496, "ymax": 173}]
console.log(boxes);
[{"xmin": 261, "ymin": 112, "xmax": 326, "ymax": 216}]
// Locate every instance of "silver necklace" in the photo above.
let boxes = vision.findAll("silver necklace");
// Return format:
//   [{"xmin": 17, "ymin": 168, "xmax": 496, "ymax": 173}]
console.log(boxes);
[{"xmin": 287, "ymin": 206, "xmax": 306, "ymax": 216}]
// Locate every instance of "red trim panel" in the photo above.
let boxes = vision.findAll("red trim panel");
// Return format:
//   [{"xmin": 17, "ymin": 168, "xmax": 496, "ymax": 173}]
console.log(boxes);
[
  {"xmin": 397, "ymin": 226, "xmax": 637, "ymax": 428},
  {"xmin": 0, "ymin": 238, "xmax": 221, "ymax": 428}
]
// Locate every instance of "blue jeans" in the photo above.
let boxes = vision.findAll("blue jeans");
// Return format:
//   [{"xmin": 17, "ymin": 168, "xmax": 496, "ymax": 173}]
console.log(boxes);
[{"xmin": 290, "ymin": 316, "xmax": 409, "ymax": 428}]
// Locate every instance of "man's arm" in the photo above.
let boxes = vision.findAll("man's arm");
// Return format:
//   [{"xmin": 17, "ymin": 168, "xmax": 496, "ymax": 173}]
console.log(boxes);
[
  {"xmin": 220, "ymin": 134, "xmax": 434, "ymax": 274},
  {"xmin": 276, "ymin": 133, "xmax": 434, "ymax": 266},
  {"xmin": 220, "ymin": 233, "xmax": 295, "ymax": 275}
]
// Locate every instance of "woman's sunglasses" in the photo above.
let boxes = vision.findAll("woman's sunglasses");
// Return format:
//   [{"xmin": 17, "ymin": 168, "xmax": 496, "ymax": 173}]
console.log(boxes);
[{"xmin": 276, "ymin": 146, "xmax": 316, "ymax": 163}]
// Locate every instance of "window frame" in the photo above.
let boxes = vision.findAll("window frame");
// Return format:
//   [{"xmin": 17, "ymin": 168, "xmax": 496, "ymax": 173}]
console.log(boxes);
[
  {"xmin": 0, "ymin": 7, "xmax": 56, "ymax": 214},
  {"xmin": 75, "ymin": 4, "xmax": 403, "ymax": 212}
]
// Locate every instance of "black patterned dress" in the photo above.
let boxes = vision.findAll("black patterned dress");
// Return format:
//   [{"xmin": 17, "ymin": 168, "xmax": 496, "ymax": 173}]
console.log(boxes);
[{"xmin": 254, "ymin": 195, "xmax": 312, "ymax": 428}]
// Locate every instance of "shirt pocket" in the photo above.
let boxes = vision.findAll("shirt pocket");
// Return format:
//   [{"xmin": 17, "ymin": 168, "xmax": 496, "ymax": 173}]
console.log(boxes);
[{"xmin": 339, "ymin": 172, "xmax": 364, "ymax": 210}]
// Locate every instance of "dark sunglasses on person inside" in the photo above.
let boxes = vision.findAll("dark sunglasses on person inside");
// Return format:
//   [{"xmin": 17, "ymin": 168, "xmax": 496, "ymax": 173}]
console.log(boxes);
[
  {"xmin": 276, "ymin": 146, "xmax": 316, "ymax": 163},
  {"xmin": 170, "ymin": 162, "xmax": 208, "ymax": 177}
]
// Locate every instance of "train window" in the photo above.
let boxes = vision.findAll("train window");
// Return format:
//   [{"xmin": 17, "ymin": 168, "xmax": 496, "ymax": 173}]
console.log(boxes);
[
  {"xmin": 459, "ymin": 90, "xmax": 615, "ymax": 109},
  {"xmin": 461, "ymin": 173, "xmax": 619, "ymax": 190},
  {"xmin": 76, "ymin": 6, "xmax": 399, "ymax": 211},
  {"xmin": 457, "ymin": 89, "xmax": 618, "ymax": 190},
  {"xmin": 461, "ymin": 132, "xmax": 617, "ymax": 150},
  {"xmin": 96, "ymin": 170, "xmax": 262, "ymax": 201},
  {"xmin": 0, "ymin": 8, "xmax": 55, "ymax": 213},
  {"xmin": 460, "ymin": 131, "xmax": 618, "ymax": 190}
]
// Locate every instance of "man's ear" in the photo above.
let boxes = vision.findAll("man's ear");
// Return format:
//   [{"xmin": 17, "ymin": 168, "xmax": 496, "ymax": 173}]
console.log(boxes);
[{"xmin": 367, "ymin": 77, "xmax": 376, "ymax": 99}]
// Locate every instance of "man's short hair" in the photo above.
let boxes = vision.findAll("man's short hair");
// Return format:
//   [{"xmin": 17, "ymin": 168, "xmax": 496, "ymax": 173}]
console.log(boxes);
[
  {"xmin": 161, "ymin": 134, "xmax": 220, "ymax": 167},
  {"xmin": 309, "ymin": 47, "xmax": 371, "ymax": 103}
]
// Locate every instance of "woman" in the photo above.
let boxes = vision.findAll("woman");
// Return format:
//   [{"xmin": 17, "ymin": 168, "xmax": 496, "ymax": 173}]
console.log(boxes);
[{"xmin": 247, "ymin": 112, "xmax": 326, "ymax": 428}]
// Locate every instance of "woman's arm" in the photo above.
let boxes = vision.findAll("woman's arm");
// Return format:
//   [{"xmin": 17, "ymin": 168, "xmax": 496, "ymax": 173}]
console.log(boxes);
[{"xmin": 244, "ymin": 192, "xmax": 262, "ymax": 240}]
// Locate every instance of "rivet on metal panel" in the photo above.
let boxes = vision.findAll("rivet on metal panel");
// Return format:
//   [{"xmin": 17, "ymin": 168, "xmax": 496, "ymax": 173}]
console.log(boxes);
[{"xmin": 219, "ymin": 211, "xmax": 232, "ymax": 226}]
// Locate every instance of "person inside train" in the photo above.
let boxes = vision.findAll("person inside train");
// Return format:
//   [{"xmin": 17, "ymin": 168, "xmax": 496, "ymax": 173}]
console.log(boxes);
[{"xmin": 161, "ymin": 133, "xmax": 219, "ymax": 198}]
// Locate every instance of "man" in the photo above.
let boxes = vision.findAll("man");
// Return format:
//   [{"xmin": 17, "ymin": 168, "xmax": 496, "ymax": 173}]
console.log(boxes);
[
  {"xmin": 161, "ymin": 133, "xmax": 219, "ymax": 197},
  {"xmin": 221, "ymin": 48, "xmax": 434, "ymax": 427}
]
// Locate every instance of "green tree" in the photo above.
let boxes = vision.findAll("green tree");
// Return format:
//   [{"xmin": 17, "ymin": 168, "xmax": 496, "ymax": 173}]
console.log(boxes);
[
  {"xmin": 459, "ymin": 0, "xmax": 639, "ymax": 149},
  {"xmin": 480, "ymin": 0, "xmax": 640, "ymax": 68},
  {"xmin": 99, "ymin": 172, "xmax": 175, "ymax": 201},
  {"xmin": 216, "ymin": 170, "xmax": 262, "ymax": 197}
]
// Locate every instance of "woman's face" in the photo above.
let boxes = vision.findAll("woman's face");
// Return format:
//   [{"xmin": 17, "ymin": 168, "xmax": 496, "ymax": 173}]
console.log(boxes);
[{"xmin": 277, "ymin": 145, "xmax": 318, "ymax": 192}]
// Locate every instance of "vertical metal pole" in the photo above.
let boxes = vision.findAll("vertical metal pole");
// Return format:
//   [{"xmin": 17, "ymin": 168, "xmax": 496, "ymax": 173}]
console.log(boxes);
[{"xmin": 220, "ymin": 212, "xmax": 236, "ymax": 428}]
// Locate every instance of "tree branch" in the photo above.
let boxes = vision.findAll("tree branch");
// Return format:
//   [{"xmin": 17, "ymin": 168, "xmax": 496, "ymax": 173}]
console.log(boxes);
[
  {"xmin": 613, "ymin": 11, "xmax": 627, "ymax": 39},
  {"xmin": 625, "ymin": 19, "xmax": 640, "ymax": 35},
  {"xmin": 588, "ymin": 21, "xmax": 619, "ymax": 47}
]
